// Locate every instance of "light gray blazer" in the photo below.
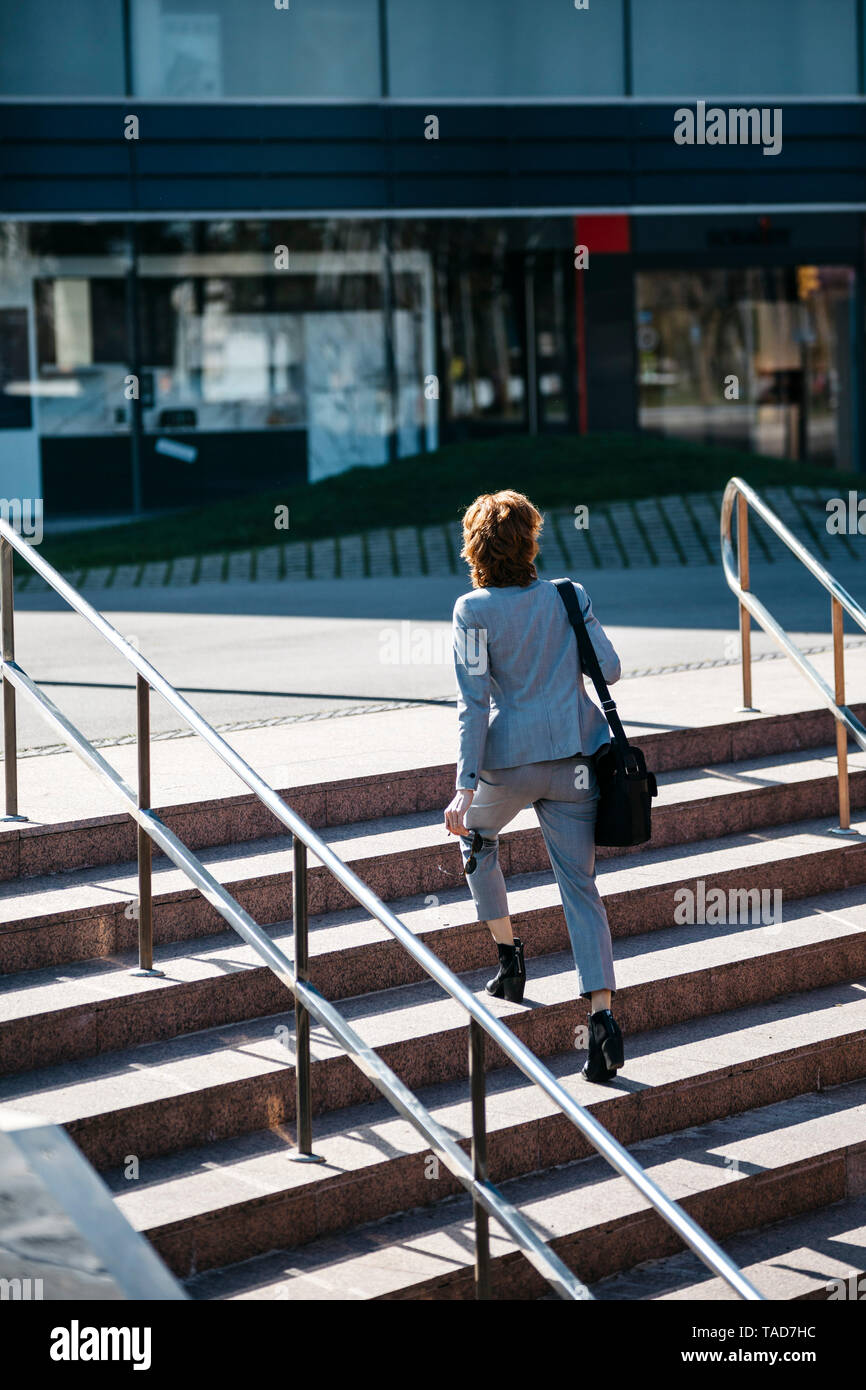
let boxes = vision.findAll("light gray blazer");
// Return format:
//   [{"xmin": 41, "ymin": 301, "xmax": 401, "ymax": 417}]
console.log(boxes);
[{"xmin": 452, "ymin": 577, "xmax": 621, "ymax": 790}]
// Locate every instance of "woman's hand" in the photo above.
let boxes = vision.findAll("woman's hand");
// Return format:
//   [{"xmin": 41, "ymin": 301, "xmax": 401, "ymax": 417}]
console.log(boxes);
[{"xmin": 444, "ymin": 788, "xmax": 475, "ymax": 836}]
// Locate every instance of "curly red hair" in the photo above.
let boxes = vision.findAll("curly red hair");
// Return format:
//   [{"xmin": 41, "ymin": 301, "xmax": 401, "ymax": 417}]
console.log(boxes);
[{"xmin": 460, "ymin": 490, "xmax": 543, "ymax": 588}]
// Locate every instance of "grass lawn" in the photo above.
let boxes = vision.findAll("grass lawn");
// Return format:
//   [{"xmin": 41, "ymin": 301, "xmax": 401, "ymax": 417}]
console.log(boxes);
[{"xmin": 32, "ymin": 432, "xmax": 846, "ymax": 573}]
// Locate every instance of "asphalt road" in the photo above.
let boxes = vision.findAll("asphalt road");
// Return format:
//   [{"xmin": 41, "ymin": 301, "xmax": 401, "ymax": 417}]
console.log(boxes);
[{"xmin": 8, "ymin": 556, "xmax": 866, "ymax": 751}]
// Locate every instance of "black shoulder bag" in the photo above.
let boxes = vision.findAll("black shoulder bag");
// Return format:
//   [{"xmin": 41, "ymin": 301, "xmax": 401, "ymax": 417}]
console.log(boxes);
[{"xmin": 554, "ymin": 579, "xmax": 657, "ymax": 847}]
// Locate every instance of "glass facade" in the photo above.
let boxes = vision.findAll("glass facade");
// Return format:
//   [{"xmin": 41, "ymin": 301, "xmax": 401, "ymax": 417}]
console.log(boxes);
[
  {"xmin": 131, "ymin": 0, "xmax": 381, "ymax": 99},
  {"xmin": 2, "ymin": 213, "xmax": 858, "ymax": 516},
  {"xmin": 2, "ymin": 216, "xmax": 585, "ymax": 512},
  {"xmin": 632, "ymin": 0, "xmax": 859, "ymax": 97},
  {"xmin": 0, "ymin": 3, "xmax": 862, "ymax": 510},
  {"xmin": 0, "ymin": 1, "xmax": 125, "ymax": 97},
  {"xmin": 1, "ymin": 0, "xmax": 861, "ymax": 99},
  {"xmin": 636, "ymin": 266, "xmax": 858, "ymax": 469},
  {"xmin": 386, "ymin": 0, "xmax": 624, "ymax": 99}
]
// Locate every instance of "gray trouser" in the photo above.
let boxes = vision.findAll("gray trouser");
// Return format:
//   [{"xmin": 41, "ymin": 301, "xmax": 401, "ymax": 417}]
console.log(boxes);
[{"xmin": 461, "ymin": 755, "xmax": 615, "ymax": 1000}]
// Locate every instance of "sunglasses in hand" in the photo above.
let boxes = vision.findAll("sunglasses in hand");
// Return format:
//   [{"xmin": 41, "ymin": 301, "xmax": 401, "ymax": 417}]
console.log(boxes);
[{"xmin": 459, "ymin": 829, "xmax": 484, "ymax": 874}]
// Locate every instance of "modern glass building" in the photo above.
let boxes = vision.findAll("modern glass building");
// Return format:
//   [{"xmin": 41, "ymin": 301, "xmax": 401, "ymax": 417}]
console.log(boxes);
[{"xmin": 0, "ymin": 0, "xmax": 864, "ymax": 513}]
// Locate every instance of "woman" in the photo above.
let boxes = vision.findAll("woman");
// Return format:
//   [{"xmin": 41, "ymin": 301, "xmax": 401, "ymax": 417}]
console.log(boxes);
[{"xmin": 443, "ymin": 489, "xmax": 624, "ymax": 1083}]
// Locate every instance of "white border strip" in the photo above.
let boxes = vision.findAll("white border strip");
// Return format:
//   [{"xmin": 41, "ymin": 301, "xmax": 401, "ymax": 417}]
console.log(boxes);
[
  {"xmin": 3, "ymin": 203, "xmax": 866, "ymax": 223},
  {"xmin": 0, "ymin": 95, "xmax": 864, "ymax": 106}
]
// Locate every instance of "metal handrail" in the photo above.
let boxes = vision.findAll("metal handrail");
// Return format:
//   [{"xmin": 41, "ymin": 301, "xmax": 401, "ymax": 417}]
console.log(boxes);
[
  {"xmin": 0, "ymin": 518, "xmax": 762, "ymax": 1301},
  {"xmin": 721, "ymin": 477, "xmax": 866, "ymax": 834}
]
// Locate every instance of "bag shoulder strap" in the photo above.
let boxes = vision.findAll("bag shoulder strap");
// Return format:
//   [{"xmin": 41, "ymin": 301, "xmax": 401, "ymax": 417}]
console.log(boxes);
[{"xmin": 553, "ymin": 578, "xmax": 630, "ymax": 758}]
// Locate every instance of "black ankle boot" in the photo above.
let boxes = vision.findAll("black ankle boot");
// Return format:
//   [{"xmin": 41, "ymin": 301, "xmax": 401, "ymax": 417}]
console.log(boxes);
[
  {"xmin": 485, "ymin": 937, "xmax": 526, "ymax": 1003},
  {"xmin": 582, "ymin": 1008, "xmax": 624, "ymax": 1083}
]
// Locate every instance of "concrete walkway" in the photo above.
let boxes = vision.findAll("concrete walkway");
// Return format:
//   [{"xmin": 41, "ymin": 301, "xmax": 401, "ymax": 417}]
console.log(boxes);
[{"xmin": 2, "ymin": 648, "xmax": 864, "ymax": 833}]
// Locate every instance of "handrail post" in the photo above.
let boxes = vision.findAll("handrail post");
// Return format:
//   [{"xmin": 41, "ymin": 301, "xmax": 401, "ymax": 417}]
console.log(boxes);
[
  {"xmin": 469, "ymin": 1017, "xmax": 492, "ymax": 1299},
  {"xmin": 290, "ymin": 836, "xmax": 324, "ymax": 1163},
  {"xmin": 0, "ymin": 539, "xmax": 26, "ymax": 823},
  {"xmin": 736, "ymin": 491, "xmax": 758, "ymax": 712},
  {"xmin": 132, "ymin": 675, "xmax": 162, "ymax": 977},
  {"xmin": 830, "ymin": 595, "xmax": 853, "ymax": 835}
]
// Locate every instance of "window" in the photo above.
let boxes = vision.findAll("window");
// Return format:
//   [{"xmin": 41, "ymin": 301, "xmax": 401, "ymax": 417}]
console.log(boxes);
[
  {"xmin": 131, "ymin": 0, "xmax": 380, "ymax": 98},
  {"xmin": 636, "ymin": 266, "xmax": 857, "ymax": 470},
  {"xmin": 0, "ymin": 0, "xmax": 125, "ymax": 96},
  {"xmin": 386, "ymin": 0, "xmax": 624, "ymax": 98},
  {"xmin": 632, "ymin": 0, "xmax": 858, "ymax": 97}
]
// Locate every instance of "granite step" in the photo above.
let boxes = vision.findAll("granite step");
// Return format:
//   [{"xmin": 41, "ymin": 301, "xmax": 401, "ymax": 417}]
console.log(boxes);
[
  {"xmin": 590, "ymin": 1192, "xmax": 866, "ymax": 1301},
  {"xmin": 180, "ymin": 1075, "xmax": 866, "ymax": 1300},
  {"xmin": 101, "ymin": 972, "xmax": 866, "ymax": 1281},
  {"xmin": 2, "ymin": 896, "xmax": 866, "ymax": 1176},
  {"xmin": 1, "ymin": 746, "xmax": 864, "ymax": 973},
  {"xmin": 1, "ymin": 828, "xmax": 866, "ymax": 1073},
  {"xmin": 0, "ymin": 702, "xmax": 861, "ymax": 884}
]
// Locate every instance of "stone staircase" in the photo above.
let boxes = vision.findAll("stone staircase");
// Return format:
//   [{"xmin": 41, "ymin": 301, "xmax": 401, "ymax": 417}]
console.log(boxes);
[{"xmin": 1, "ymin": 699, "xmax": 866, "ymax": 1300}]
